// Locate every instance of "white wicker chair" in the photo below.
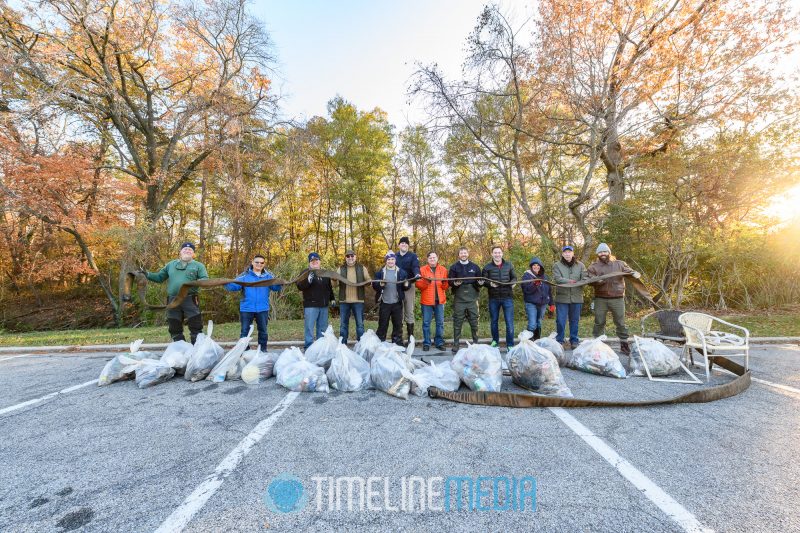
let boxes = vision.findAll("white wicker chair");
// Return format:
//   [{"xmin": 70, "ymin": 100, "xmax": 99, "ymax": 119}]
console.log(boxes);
[{"xmin": 678, "ymin": 312, "xmax": 749, "ymax": 382}]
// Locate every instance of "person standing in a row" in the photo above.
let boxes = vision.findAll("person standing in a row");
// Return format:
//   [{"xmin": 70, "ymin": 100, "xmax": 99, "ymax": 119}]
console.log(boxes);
[
  {"xmin": 416, "ymin": 251, "xmax": 449, "ymax": 351},
  {"xmin": 337, "ymin": 249, "xmax": 371, "ymax": 343},
  {"xmin": 553, "ymin": 245, "xmax": 586, "ymax": 350},
  {"xmin": 521, "ymin": 257, "xmax": 553, "ymax": 341},
  {"xmin": 224, "ymin": 254, "xmax": 282, "ymax": 351},
  {"xmin": 296, "ymin": 252, "xmax": 335, "ymax": 349},
  {"xmin": 448, "ymin": 247, "xmax": 481, "ymax": 352},
  {"xmin": 395, "ymin": 236, "xmax": 420, "ymax": 344},
  {"xmin": 372, "ymin": 251, "xmax": 411, "ymax": 345},
  {"xmin": 480, "ymin": 246, "xmax": 516, "ymax": 348}
]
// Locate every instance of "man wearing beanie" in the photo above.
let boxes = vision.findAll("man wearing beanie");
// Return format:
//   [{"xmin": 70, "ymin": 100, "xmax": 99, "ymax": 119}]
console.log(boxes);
[
  {"xmin": 395, "ymin": 236, "xmax": 420, "ymax": 344},
  {"xmin": 143, "ymin": 242, "xmax": 209, "ymax": 344},
  {"xmin": 588, "ymin": 242, "xmax": 641, "ymax": 355}
]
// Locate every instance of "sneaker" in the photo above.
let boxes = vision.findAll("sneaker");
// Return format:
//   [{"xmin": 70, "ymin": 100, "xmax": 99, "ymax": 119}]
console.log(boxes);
[
  {"xmin": 423, "ymin": 345, "xmax": 430, "ymax": 351},
  {"xmin": 451, "ymin": 346, "xmax": 459, "ymax": 354},
  {"xmin": 571, "ymin": 342, "xmax": 579, "ymax": 350},
  {"xmin": 490, "ymin": 341, "xmax": 498, "ymax": 348},
  {"xmin": 435, "ymin": 344, "xmax": 445, "ymax": 351}
]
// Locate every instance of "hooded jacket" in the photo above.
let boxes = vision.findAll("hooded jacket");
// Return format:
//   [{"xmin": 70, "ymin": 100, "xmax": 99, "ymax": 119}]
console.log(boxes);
[
  {"xmin": 224, "ymin": 266, "xmax": 282, "ymax": 312},
  {"xmin": 521, "ymin": 258, "xmax": 552, "ymax": 305}
]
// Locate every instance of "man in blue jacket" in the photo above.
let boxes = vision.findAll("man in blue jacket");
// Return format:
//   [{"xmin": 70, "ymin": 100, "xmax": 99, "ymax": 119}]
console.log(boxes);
[
  {"xmin": 224, "ymin": 254, "xmax": 282, "ymax": 351},
  {"xmin": 395, "ymin": 237, "xmax": 421, "ymax": 344},
  {"xmin": 521, "ymin": 257, "xmax": 554, "ymax": 340}
]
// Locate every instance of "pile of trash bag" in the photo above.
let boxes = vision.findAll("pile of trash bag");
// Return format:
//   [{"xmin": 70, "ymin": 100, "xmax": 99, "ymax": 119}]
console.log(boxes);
[
  {"xmin": 353, "ymin": 330, "xmax": 382, "ymax": 362},
  {"xmin": 450, "ymin": 343, "xmax": 503, "ymax": 392},
  {"xmin": 274, "ymin": 347, "xmax": 304, "ymax": 379},
  {"xmin": 98, "ymin": 340, "xmax": 156, "ymax": 386},
  {"xmin": 507, "ymin": 331, "xmax": 572, "ymax": 397},
  {"xmin": 327, "ymin": 343, "xmax": 371, "ymax": 392},
  {"xmin": 568, "ymin": 335, "xmax": 627, "ymax": 378},
  {"xmin": 304, "ymin": 325, "xmax": 340, "ymax": 368},
  {"xmin": 629, "ymin": 336, "xmax": 682, "ymax": 377},
  {"xmin": 160, "ymin": 340, "xmax": 193, "ymax": 375},
  {"xmin": 370, "ymin": 350, "xmax": 419, "ymax": 399},
  {"xmin": 184, "ymin": 321, "xmax": 225, "ymax": 382},
  {"xmin": 410, "ymin": 360, "xmax": 461, "ymax": 397},
  {"xmin": 207, "ymin": 325, "xmax": 254, "ymax": 383},
  {"xmin": 241, "ymin": 350, "xmax": 277, "ymax": 385},
  {"xmin": 276, "ymin": 353, "xmax": 330, "ymax": 393},
  {"xmin": 534, "ymin": 333, "xmax": 567, "ymax": 367}
]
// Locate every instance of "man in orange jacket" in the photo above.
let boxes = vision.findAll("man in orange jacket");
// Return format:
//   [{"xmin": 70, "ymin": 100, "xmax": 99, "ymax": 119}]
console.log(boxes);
[{"xmin": 416, "ymin": 251, "xmax": 449, "ymax": 351}]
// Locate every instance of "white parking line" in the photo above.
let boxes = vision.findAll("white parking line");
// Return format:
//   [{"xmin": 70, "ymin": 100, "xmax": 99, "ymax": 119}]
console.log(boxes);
[
  {"xmin": 549, "ymin": 407, "xmax": 713, "ymax": 533},
  {"xmin": 0, "ymin": 379, "xmax": 98, "ymax": 416},
  {"xmin": 0, "ymin": 354, "xmax": 34, "ymax": 362},
  {"xmin": 154, "ymin": 391, "xmax": 301, "ymax": 533}
]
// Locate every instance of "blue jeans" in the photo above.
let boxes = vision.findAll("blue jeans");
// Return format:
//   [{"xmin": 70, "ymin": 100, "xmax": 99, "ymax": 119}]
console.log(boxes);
[
  {"xmin": 303, "ymin": 307, "xmax": 329, "ymax": 349},
  {"xmin": 240, "ymin": 311, "xmax": 269, "ymax": 351},
  {"xmin": 339, "ymin": 302, "xmax": 364, "ymax": 342},
  {"xmin": 556, "ymin": 302, "xmax": 582, "ymax": 344},
  {"xmin": 525, "ymin": 303, "xmax": 547, "ymax": 332},
  {"xmin": 488, "ymin": 298, "xmax": 515, "ymax": 346},
  {"xmin": 421, "ymin": 304, "xmax": 445, "ymax": 347}
]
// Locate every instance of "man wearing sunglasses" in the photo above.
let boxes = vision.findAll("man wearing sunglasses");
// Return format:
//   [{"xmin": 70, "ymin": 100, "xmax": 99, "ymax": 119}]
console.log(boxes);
[
  {"xmin": 337, "ymin": 250, "xmax": 371, "ymax": 342},
  {"xmin": 224, "ymin": 254, "xmax": 282, "ymax": 351}
]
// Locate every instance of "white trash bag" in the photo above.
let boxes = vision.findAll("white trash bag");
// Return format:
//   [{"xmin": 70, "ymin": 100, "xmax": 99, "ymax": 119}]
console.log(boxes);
[
  {"xmin": 327, "ymin": 343, "xmax": 371, "ymax": 392},
  {"xmin": 184, "ymin": 321, "xmax": 225, "ymax": 382},
  {"xmin": 304, "ymin": 325, "xmax": 340, "ymax": 368},
  {"xmin": 450, "ymin": 343, "xmax": 503, "ymax": 392},
  {"xmin": 410, "ymin": 360, "xmax": 461, "ymax": 397},
  {"xmin": 507, "ymin": 331, "xmax": 572, "ymax": 397},
  {"xmin": 98, "ymin": 339, "xmax": 156, "ymax": 386},
  {"xmin": 568, "ymin": 335, "xmax": 627, "ymax": 378},
  {"xmin": 208, "ymin": 325, "xmax": 254, "ymax": 383},
  {"xmin": 534, "ymin": 333, "xmax": 567, "ymax": 367},
  {"xmin": 131, "ymin": 358, "xmax": 176, "ymax": 389},
  {"xmin": 274, "ymin": 346, "xmax": 304, "ymax": 379},
  {"xmin": 630, "ymin": 336, "xmax": 682, "ymax": 377},
  {"xmin": 160, "ymin": 340, "xmax": 193, "ymax": 375},
  {"xmin": 370, "ymin": 351, "xmax": 420, "ymax": 400},
  {"xmin": 354, "ymin": 329, "xmax": 382, "ymax": 362},
  {"xmin": 277, "ymin": 354, "xmax": 330, "ymax": 393},
  {"xmin": 241, "ymin": 350, "xmax": 278, "ymax": 385}
]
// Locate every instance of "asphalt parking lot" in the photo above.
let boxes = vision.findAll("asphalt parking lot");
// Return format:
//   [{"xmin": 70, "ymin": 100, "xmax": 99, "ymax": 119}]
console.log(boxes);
[{"xmin": 1, "ymin": 343, "xmax": 798, "ymax": 532}]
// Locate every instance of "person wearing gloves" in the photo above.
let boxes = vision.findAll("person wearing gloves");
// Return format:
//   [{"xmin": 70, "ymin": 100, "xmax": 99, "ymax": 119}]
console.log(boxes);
[
  {"xmin": 143, "ymin": 241, "xmax": 208, "ymax": 344},
  {"xmin": 416, "ymin": 251, "xmax": 449, "ymax": 351},
  {"xmin": 395, "ymin": 236, "xmax": 421, "ymax": 343},
  {"xmin": 372, "ymin": 251, "xmax": 411, "ymax": 345},
  {"xmin": 296, "ymin": 252, "xmax": 335, "ymax": 349},
  {"xmin": 448, "ymin": 246, "xmax": 481, "ymax": 353},
  {"xmin": 552, "ymin": 245, "xmax": 588, "ymax": 350},
  {"xmin": 224, "ymin": 254, "xmax": 281, "ymax": 352},
  {"xmin": 480, "ymin": 246, "xmax": 517, "ymax": 349},
  {"xmin": 588, "ymin": 242, "xmax": 641, "ymax": 355},
  {"xmin": 521, "ymin": 257, "xmax": 553, "ymax": 340}
]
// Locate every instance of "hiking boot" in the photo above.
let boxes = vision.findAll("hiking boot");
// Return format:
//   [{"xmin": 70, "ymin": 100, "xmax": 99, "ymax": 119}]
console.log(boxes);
[
  {"xmin": 533, "ymin": 328, "xmax": 541, "ymax": 341},
  {"xmin": 620, "ymin": 341, "xmax": 631, "ymax": 356},
  {"xmin": 435, "ymin": 344, "xmax": 445, "ymax": 351},
  {"xmin": 423, "ymin": 344, "xmax": 430, "ymax": 352},
  {"xmin": 571, "ymin": 341, "xmax": 579, "ymax": 350},
  {"xmin": 472, "ymin": 336, "xmax": 479, "ymax": 345},
  {"xmin": 451, "ymin": 346, "xmax": 460, "ymax": 354}
]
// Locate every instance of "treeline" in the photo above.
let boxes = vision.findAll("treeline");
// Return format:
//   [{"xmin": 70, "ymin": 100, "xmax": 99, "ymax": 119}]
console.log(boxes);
[{"xmin": 1, "ymin": 0, "xmax": 799, "ymax": 331}]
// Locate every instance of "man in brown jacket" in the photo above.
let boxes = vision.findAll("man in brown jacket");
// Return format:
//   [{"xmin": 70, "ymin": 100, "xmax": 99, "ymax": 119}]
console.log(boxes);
[{"xmin": 588, "ymin": 243, "xmax": 641, "ymax": 355}]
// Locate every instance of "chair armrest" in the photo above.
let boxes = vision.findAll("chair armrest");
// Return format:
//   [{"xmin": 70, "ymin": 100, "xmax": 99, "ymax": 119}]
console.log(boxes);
[
  {"xmin": 710, "ymin": 317, "xmax": 750, "ymax": 340},
  {"xmin": 640, "ymin": 311, "xmax": 660, "ymax": 336},
  {"xmin": 681, "ymin": 323, "xmax": 707, "ymax": 346}
]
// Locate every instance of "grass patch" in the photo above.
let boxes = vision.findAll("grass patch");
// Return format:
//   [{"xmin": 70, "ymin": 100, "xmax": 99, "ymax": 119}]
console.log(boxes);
[{"xmin": 2, "ymin": 309, "xmax": 799, "ymax": 347}]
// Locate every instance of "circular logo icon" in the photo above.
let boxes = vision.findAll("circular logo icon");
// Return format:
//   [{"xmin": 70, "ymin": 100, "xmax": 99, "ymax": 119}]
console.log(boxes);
[{"xmin": 264, "ymin": 473, "xmax": 307, "ymax": 513}]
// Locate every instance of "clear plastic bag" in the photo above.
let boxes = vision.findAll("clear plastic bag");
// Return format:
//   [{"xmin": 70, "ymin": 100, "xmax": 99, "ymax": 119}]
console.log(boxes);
[
  {"xmin": 327, "ymin": 343, "xmax": 371, "ymax": 392},
  {"xmin": 207, "ymin": 325, "xmax": 253, "ymax": 382},
  {"xmin": 507, "ymin": 331, "xmax": 572, "ymax": 397},
  {"xmin": 410, "ymin": 360, "xmax": 461, "ymax": 396},
  {"xmin": 98, "ymin": 340, "xmax": 156, "ymax": 386},
  {"xmin": 160, "ymin": 340, "xmax": 193, "ymax": 375},
  {"xmin": 534, "ymin": 333, "xmax": 567, "ymax": 367},
  {"xmin": 450, "ymin": 343, "xmax": 503, "ymax": 392},
  {"xmin": 370, "ymin": 351, "xmax": 417, "ymax": 399},
  {"xmin": 277, "ymin": 356, "xmax": 330, "ymax": 393},
  {"xmin": 354, "ymin": 329, "xmax": 382, "ymax": 362},
  {"xmin": 568, "ymin": 335, "xmax": 627, "ymax": 378},
  {"xmin": 133, "ymin": 359, "xmax": 176, "ymax": 388},
  {"xmin": 184, "ymin": 321, "xmax": 225, "ymax": 382},
  {"xmin": 241, "ymin": 350, "xmax": 278, "ymax": 385},
  {"xmin": 304, "ymin": 325, "xmax": 340, "ymax": 368},
  {"xmin": 274, "ymin": 346, "xmax": 304, "ymax": 379},
  {"xmin": 630, "ymin": 336, "xmax": 682, "ymax": 376}
]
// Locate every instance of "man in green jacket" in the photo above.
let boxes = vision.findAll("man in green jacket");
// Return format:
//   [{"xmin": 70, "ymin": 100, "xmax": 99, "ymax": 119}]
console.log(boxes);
[
  {"xmin": 143, "ymin": 242, "xmax": 209, "ymax": 344},
  {"xmin": 552, "ymin": 245, "xmax": 587, "ymax": 350}
]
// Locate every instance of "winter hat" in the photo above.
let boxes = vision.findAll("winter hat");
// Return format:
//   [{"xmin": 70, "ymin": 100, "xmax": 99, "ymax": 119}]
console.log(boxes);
[
  {"xmin": 596, "ymin": 243, "xmax": 611, "ymax": 254},
  {"xmin": 398, "ymin": 237, "xmax": 410, "ymax": 245}
]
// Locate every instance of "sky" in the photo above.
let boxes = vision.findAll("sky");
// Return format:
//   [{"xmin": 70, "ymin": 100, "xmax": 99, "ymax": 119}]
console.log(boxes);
[{"xmin": 253, "ymin": 0, "xmax": 492, "ymax": 128}]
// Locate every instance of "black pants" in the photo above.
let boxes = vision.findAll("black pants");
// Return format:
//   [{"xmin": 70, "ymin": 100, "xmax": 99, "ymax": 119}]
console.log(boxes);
[
  {"xmin": 166, "ymin": 294, "xmax": 203, "ymax": 344},
  {"xmin": 377, "ymin": 301, "xmax": 403, "ymax": 344}
]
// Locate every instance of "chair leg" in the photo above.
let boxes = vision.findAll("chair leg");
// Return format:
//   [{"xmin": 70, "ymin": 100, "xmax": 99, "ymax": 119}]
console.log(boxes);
[{"xmin": 703, "ymin": 345, "xmax": 710, "ymax": 383}]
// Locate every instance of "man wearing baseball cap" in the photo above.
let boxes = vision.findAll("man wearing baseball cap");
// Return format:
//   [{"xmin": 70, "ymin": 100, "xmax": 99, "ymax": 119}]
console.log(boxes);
[
  {"xmin": 142, "ymin": 242, "xmax": 209, "ymax": 344},
  {"xmin": 337, "ymin": 250, "xmax": 371, "ymax": 343},
  {"xmin": 588, "ymin": 242, "xmax": 640, "ymax": 355},
  {"xmin": 296, "ymin": 252, "xmax": 335, "ymax": 349},
  {"xmin": 552, "ymin": 245, "xmax": 588, "ymax": 350},
  {"xmin": 372, "ymin": 251, "xmax": 411, "ymax": 344}
]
